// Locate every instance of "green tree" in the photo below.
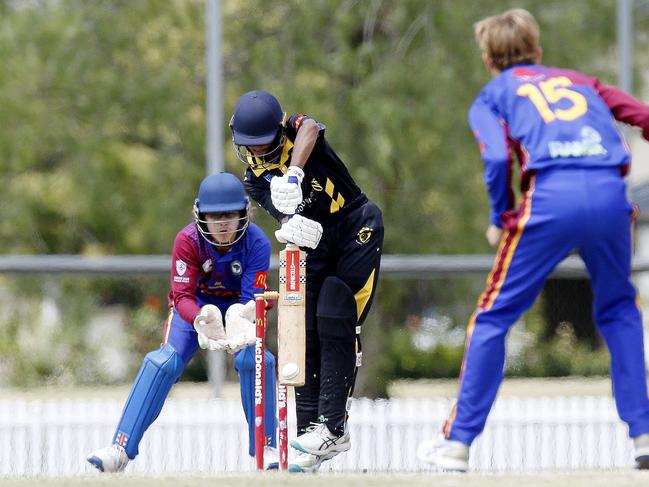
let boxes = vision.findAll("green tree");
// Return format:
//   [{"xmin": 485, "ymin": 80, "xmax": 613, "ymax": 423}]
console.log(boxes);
[{"xmin": 0, "ymin": 0, "xmax": 638, "ymax": 393}]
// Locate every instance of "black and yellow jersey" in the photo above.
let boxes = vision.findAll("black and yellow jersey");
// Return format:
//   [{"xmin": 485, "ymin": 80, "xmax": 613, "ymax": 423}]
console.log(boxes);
[{"xmin": 243, "ymin": 114, "xmax": 364, "ymax": 224}]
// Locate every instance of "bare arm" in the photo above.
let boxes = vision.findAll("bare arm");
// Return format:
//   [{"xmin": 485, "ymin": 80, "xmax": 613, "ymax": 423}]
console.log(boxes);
[{"xmin": 289, "ymin": 118, "xmax": 320, "ymax": 169}]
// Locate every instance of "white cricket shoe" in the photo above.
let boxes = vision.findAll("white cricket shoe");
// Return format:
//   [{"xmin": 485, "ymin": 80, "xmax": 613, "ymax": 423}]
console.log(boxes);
[
  {"xmin": 290, "ymin": 423, "xmax": 351, "ymax": 456},
  {"xmin": 263, "ymin": 445, "xmax": 279, "ymax": 470},
  {"xmin": 417, "ymin": 437, "xmax": 469, "ymax": 472},
  {"xmin": 288, "ymin": 450, "xmax": 337, "ymax": 473},
  {"xmin": 634, "ymin": 433, "xmax": 649, "ymax": 469},
  {"xmin": 86, "ymin": 444, "xmax": 129, "ymax": 473}
]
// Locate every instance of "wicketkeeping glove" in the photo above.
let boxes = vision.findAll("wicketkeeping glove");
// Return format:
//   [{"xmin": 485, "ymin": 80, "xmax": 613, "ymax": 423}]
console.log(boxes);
[
  {"xmin": 194, "ymin": 304, "xmax": 228, "ymax": 351},
  {"xmin": 270, "ymin": 166, "xmax": 304, "ymax": 214},
  {"xmin": 275, "ymin": 214, "xmax": 323, "ymax": 249},
  {"xmin": 222, "ymin": 300, "xmax": 257, "ymax": 354}
]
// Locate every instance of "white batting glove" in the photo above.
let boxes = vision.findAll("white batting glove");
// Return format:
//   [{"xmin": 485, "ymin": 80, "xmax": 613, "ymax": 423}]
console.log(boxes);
[
  {"xmin": 222, "ymin": 300, "xmax": 257, "ymax": 354},
  {"xmin": 275, "ymin": 214, "xmax": 322, "ymax": 249},
  {"xmin": 194, "ymin": 304, "xmax": 227, "ymax": 342},
  {"xmin": 270, "ymin": 166, "xmax": 304, "ymax": 214}
]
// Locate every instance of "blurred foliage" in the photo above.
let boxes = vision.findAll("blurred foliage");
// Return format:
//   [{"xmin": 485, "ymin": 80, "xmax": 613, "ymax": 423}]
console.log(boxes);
[
  {"xmin": 383, "ymin": 305, "xmax": 610, "ymax": 384},
  {"xmin": 512, "ymin": 323, "xmax": 611, "ymax": 377},
  {"xmin": 0, "ymin": 0, "xmax": 645, "ymax": 394}
]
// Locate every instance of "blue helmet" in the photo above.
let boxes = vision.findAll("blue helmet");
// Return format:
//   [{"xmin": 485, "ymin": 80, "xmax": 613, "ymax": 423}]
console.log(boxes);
[
  {"xmin": 193, "ymin": 172, "xmax": 250, "ymax": 247},
  {"xmin": 229, "ymin": 90, "xmax": 288, "ymax": 169}
]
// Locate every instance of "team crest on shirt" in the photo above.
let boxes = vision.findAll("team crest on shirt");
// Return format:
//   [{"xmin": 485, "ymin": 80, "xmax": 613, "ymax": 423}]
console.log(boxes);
[
  {"xmin": 356, "ymin": 227, "xmax": 373, "ymax": 245},
  {"xmin": 231, "ymin": 260, "xmax": 242, "ymax": 276},
  {"xmin": 174, "ymin": 259, "xmax": 190, "ymax": 283},
  {"xmin": 311, "ymin": 178, "xmax": 323, "ymax": 191},
  {"xmin": 202, "ymin": 259, "xmax": 213, "ymax": 273},
  {"xmin": 175, "ymin": 259, "xmax": 187, "ymax": 276}
]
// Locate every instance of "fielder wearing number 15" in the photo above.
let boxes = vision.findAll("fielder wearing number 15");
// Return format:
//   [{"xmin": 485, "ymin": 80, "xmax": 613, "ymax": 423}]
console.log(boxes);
[
  {"xmin": 418, "ymin": 8, "xmax": 649, "ymax": 472},
  {"xmin": 231, "ymin": 90, "xmax": 384, "ymax": 473}
]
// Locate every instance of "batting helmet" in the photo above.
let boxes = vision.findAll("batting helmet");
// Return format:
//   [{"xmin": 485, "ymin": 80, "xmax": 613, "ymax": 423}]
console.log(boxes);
[
  {"xmin": 193, "ymin": 172, "xmax": 250, "ymax": 247},
  {"xmin": 229, "ymin": 90, "xmax": 287, "ymax": 168}
]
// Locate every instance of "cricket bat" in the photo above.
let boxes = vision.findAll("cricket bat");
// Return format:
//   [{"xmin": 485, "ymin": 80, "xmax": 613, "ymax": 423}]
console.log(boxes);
[{"xmin": 277, "ymin": 243, "xmax": 306, "ymax": 386}]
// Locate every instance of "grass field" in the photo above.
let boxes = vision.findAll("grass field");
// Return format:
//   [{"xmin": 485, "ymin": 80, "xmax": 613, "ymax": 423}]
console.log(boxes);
[{"xmin": 2, "ymin": 471, "xmax": 648, "ymax": 487}]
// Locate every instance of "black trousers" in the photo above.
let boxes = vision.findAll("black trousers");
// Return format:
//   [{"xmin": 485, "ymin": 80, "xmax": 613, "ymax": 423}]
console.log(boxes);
[{"xmin": 295, "ymin": 197, "xmax": 384, "ymax": 435}]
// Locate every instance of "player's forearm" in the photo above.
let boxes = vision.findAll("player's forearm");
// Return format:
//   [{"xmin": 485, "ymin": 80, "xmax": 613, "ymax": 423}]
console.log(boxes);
[
  {"xmin": 483, "ymin": 159, "xmax": 514, "ymax": 227},
  {"xmin": 290, "ymin": 118, "xmax": 319, "ymax": 168},
  {"xmin": 174, "ymin": 295, "xmax": 201, "ymax": 324}
]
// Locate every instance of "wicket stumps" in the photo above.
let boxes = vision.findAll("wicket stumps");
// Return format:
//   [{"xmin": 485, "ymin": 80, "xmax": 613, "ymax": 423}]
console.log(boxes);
[{"xmin": 254, "ymin": 292, "xmax": 289, "ymax": 471}]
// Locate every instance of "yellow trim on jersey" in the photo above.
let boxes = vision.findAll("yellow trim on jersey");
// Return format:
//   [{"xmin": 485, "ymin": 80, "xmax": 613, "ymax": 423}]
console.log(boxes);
[
  {"xmin": 249, "ymin": 139, "xmax": 294, "ymax": 177},
  {"xmin": 325, "ymin": 177, "xmax": 345, "ymax": 213},
  {"xmin": 354, "ymin": 269, "xmax": 376, "ymax": 319}
]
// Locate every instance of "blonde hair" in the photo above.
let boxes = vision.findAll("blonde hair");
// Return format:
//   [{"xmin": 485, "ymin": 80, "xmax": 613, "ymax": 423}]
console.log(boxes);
[{"xmin": 474, "ymin": 8, "xmax": 540, "ymax": 71}]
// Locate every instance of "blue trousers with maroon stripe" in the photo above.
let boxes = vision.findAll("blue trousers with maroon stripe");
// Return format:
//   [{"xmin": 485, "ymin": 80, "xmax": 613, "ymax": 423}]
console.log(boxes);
[
  {"xmin": 113, "ymin": 307, "xmax": 276, "ymax": 459},
  {"xmin": 447, "ymin": 167, "xmax": 649, "ymax": 445}
]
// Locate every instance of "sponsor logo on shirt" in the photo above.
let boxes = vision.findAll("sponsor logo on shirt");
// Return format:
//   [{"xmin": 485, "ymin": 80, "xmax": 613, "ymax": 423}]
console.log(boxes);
[
  {"xmin": 311, "ymin": 178, "xmax": 323, "ymax": 191},
  {"xmin": 511, "ymin": 67, "xmax": 544, "ymax": 82},
  {"xmin": 293, "ymin": 114, "xmax": 306, "ymax": 129},
  {"xmin": 548, "ymin": 126, "xmax": 607, "ymax": 159},
  {"xmin": 254, "ymin": 271, "xmax": 268, "ymax": 288}
]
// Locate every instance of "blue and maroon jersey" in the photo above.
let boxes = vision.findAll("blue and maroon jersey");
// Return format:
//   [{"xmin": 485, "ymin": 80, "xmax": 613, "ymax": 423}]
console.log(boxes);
[
  {"xmin": 469, "ymin": 64, "xmax": 649, "ymax": 227},
  {"xmin": 167, "ymin": 223, "xmax": 271, "ymax": 324}
]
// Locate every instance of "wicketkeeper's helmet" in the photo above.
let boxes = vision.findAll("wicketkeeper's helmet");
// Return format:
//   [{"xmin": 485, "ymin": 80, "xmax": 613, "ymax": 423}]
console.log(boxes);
[
  {"xmin": 193, "ymin": 172, "xmax": 250, "ymax": 247},
  {"xmin": 229, "ymin": 90, "xmax": 288, "ymax": 169}
]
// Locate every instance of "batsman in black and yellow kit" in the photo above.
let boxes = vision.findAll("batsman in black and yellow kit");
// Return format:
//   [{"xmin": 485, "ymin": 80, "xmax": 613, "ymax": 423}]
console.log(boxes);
[{"xmin": 230, "ymin": 90, "xmax": 384, "ymax": 473}]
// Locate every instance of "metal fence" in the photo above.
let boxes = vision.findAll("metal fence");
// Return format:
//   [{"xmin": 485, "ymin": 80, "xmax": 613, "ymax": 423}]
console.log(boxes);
[
  {"xmin": 0, "ymin": 396, "xmax": 635, "ymax": 476},
  {"xmin": 3, "ymin": 253, "xmax": 649, "ymax": 278}
]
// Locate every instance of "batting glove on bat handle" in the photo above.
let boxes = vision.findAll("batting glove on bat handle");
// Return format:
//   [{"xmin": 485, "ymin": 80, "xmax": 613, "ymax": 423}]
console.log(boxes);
[{"xmin": 270, "ymin": 166, "xmax": 304, "ymax": 214}]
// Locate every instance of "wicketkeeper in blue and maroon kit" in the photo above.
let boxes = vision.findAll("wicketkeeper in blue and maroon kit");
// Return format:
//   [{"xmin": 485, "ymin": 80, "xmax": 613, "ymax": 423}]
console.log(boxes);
[
  {"xmin": 87, "ymin": 172, "xmax": 279, "ymax": 472},
  {"xmin": 418, "ymin": 8, "xmax": 649, "ymax": 472}
]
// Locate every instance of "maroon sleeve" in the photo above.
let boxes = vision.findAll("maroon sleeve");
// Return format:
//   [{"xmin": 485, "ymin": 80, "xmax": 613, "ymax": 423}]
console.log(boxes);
[
  {"xmin": 169, "ymin": 231, "xmax": 202, "ymax": 324},
  {"xmin": 593, "ymin": 78, "xmax": 649, "ymax": 140}
]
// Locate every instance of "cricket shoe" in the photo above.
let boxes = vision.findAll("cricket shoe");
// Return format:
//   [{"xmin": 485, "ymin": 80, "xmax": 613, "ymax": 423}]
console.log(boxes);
[
  {"xmin": 634, "ymin": 433, "xmax": 649, "ymax": 469},
  {"xmin": 417, "ymin": 437, "xmax": 469, "ymax": 472},
  {"xmin": 264, "ymin": 445, "xmax": 279, "ymax": 470},
  {"xmin": 288, "ymin": 450, "xmax": 337, "ymax": 473},
  {"xmin": 290, "ymin": 423, "xmax": 351, "ymax": 456},
  {"xmin": 86, "ymin": 444, "xmax": 129, "ymax": 473}
]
